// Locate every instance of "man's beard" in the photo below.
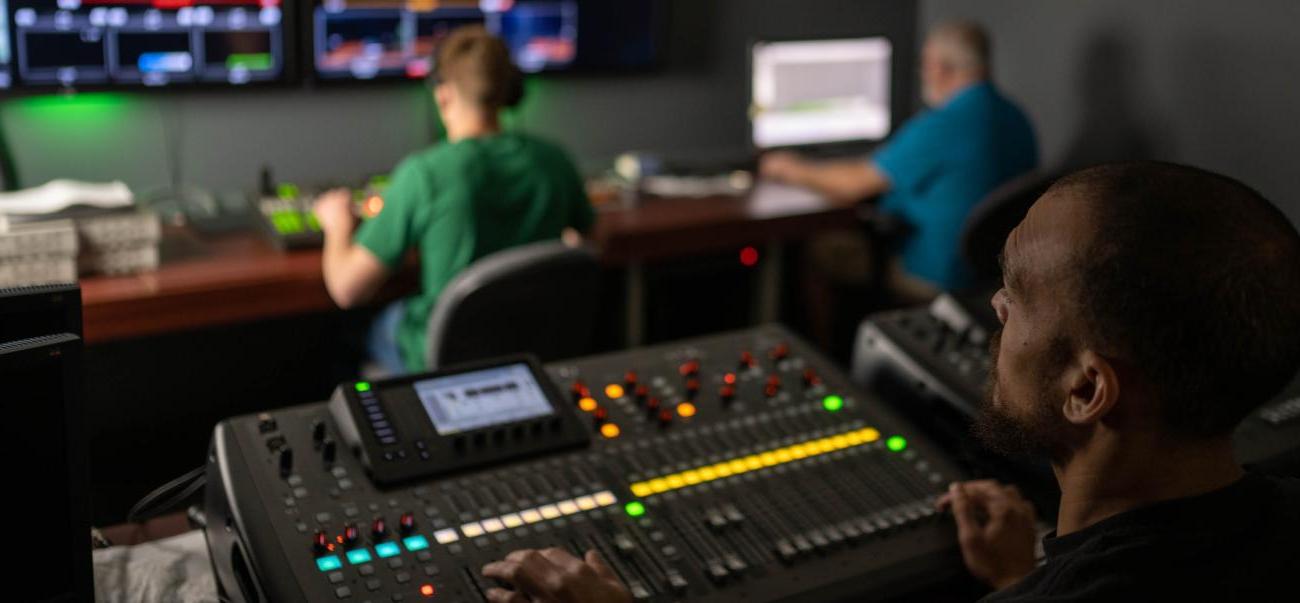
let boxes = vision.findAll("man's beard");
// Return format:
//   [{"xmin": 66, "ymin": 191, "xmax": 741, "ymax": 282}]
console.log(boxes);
[{"xmin": 974, "ymin": 328, "xmax": 1070, "ymax": 461}]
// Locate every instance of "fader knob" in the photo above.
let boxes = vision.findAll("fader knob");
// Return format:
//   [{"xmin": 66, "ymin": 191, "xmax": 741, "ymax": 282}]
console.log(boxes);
[
  {"xmin": 322, "ymin": 439, "xmax": 337, "ymax": 466},
  {"xmin": 371, "ymin": 518, "xmax": 388, "ymax": 540},
  {"xmin": 311, "ymin": 420, "xmax": 327, "ymax": 445},
  {"xmin": 399, "ymin": 512, "xmax": 416, "ymax": 535},
  {"xmin": 278, "ymin": 447, "xmax": 294, "ymax": 479}
]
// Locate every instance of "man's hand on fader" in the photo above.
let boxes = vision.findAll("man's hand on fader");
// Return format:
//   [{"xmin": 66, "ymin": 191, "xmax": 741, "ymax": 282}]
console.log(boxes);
[
  {"xmin": 936, "ymin": 480, "xmax": 1038, "ymax": 590},
  {"xmin": 482, "ymin": 547, "xmax": 632, "ymax": 603}
]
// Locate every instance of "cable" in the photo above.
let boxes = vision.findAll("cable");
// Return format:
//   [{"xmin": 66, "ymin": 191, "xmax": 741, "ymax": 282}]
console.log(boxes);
[{"xmin": 126, "ymin": 465, "xmax": 204, "ymax": 524}]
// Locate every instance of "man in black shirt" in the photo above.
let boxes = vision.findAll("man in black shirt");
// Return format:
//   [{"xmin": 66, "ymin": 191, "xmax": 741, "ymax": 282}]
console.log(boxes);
[
  {"xmin": 477, "ymin": 161, "xmax": 1300, "ymax": 601},
  {"xmin": 936, "ymin": 161, "xmax": 1300, "ymax": 600}
]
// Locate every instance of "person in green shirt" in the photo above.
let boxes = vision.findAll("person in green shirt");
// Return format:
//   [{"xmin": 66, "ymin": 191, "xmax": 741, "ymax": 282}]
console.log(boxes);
[{"xmin": 313, "ymin": 26, "xmax": 594, "ymax": 374}]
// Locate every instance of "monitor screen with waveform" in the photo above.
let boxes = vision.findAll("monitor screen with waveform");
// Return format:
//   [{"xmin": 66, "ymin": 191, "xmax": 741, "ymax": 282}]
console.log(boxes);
[{"xmin": 751, "ymin": 37, "xmax": 893, "ymax": 149}]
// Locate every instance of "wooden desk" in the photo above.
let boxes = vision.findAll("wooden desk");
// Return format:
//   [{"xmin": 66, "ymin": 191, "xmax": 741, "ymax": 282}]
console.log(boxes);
[{"xmin": 81, "ymin": 187, "xmax": 856, "ymax": 345}]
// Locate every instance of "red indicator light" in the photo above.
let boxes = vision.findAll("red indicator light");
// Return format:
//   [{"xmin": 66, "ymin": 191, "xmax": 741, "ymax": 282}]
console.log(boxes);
[
  {"xmin": 739, "ymin": 246, "xmax": 760, "ymax": 267},
  {"xmin": 420, "ymin": 583, "xmax": 436, "ymax": 597}
]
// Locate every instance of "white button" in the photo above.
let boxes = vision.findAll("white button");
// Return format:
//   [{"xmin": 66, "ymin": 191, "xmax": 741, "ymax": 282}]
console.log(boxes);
[
  {"xmin": 433, "ymin": 529, "xmax": 459, "ymax": 544},
  {"xmin": 502, "ymin": 514, "xmax": 523, "ymax": 528},
  {"xmin": 557, "ymin": 501, "xmax": 580, "ymax": 515},
  {"xmin": 539, "ymin": 505, "xmax": 561, "ymax": 519},
  {"xmin": 481, "ymin": 518, "xmax": 505, "ymax": 533},
  {"xmin": 460, "ymin": 522, "xmax": 485, "ymax": 538},
  {"xmin": 520, "ymin": 509, "xmax": 543, "ymax": 524}
]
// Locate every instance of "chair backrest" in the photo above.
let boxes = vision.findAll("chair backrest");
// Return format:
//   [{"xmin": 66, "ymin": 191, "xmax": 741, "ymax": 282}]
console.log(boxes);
[
  {"xmin": 425, "ymin": 240, "xmax": 600, "ymax": 369},
  {"xmin": 960, "ymin": 170, "xmax": 1058, "ymax": 283}
]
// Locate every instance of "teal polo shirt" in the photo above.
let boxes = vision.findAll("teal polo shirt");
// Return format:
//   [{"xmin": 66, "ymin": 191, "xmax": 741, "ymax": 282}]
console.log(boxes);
[{"xmin": 873, "ymin": 82, "xmax": 1038, "ymax": 290}]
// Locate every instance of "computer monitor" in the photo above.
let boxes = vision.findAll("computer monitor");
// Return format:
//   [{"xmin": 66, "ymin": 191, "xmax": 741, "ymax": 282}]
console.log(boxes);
[
  {"xmin": 751, "ymin": 37, "xmax": 893, "ymax": 150},
  {"xmin": 9, "ymin": 0, "xmax": 289, "ymax": 87},
  {"xmin": 0, "ymin": 0, "xmax": 11, "ymax": 88},
  {"xmin": 310, "ymin": 0, "xmax": 660, "ymax": 81}
]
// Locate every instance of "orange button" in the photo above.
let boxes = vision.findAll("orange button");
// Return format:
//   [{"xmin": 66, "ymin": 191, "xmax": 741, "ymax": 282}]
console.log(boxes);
[
  {"xmin": 605, "ymin": 384, "xmax": 625, "ymax": 399},
  {"xmin": 677, "ymin": 402, "xmax": 697, "ymax": 418},
  {"xmin": 600, "ymin": 423, "xmax": 621, "ymax": 438},
  {"xmin": 578, "ymin": 397, "xmax": 598, "ymax": 412}
]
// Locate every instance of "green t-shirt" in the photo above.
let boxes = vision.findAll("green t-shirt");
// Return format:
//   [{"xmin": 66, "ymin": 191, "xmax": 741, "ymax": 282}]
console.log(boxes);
[{"xmin": 354, "ymin": 132, "xmax": 594, "ymax": 371}]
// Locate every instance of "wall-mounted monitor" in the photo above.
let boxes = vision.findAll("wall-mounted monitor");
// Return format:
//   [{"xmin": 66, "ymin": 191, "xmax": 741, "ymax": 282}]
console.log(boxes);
[
  {"xmin": 8, "ymin": 0, "xmax": 291, "ymax": 88},
  {"xmin": 751, "ymin": 37, "xmax": 893, "ymax": 149},
  {"xmin": 0, "ymin": 0, "xmax": 11, "ymax": 88},
  {"xmin": 310, "ymin": 0, "xmax": 662, "ymax": 82}
]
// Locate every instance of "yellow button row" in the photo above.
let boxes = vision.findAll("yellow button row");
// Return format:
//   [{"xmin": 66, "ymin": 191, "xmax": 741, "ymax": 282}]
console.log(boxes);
[{"xmin": 628, "ymin": 427, "xmax": 881, "ymax": 498}]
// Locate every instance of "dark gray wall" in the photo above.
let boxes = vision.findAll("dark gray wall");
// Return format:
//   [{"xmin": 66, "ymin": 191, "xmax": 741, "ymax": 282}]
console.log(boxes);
[
  {"xmin": 0, "ymin": 0, "xmax": 915, "ymax": 194},
  {"xmin": 922, "ymin": 0, "xmax": 1300, "ymax": 220}
]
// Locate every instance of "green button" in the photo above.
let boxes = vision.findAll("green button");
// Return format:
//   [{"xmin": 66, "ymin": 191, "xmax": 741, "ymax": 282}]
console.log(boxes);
[
  {"xmin": 624, "ymin": 501, "xmax": 646, "ymax": 517},
  {"xmin": 886, "ymin": 436, "xmax": 907, "ymax": 452},
  {"xmin": 822, "ymin": 395, "xmax": 844, "ymax": 412}
]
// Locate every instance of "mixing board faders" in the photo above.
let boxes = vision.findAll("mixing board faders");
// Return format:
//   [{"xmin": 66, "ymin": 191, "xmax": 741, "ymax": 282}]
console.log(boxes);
[{"xmin": 205, "ymin": 325, "xmax": 969, "ymax": 602}]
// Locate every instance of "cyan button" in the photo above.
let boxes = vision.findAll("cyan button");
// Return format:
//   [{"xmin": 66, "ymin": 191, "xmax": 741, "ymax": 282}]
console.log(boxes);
[
  {"xmin": 375, "ymin": 541, "xmax": 401, "ymax": 558},
  {"xmin": 315, "ymin": 555, "xmax": 342, "ymax": 572},
  {"xmin": 346, "ymin": 548, "xmax": 372, "ymax": 565},
  {"xmin": 403, "ymin": 535, "xmax": 429, "ymax": 551}
]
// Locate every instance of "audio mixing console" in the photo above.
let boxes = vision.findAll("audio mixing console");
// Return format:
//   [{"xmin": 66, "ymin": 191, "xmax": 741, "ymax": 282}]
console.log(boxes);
[{"xmin": 204, "ymin": 325, "xmax": 969, "ymax": 602}]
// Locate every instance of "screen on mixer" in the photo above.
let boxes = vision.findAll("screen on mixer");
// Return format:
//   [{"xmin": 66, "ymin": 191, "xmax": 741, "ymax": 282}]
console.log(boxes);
[
  {"xmin": 9, "ymin": 0, "xmax": 287, "ymax": 87},
  {"xmin": 751, "ymin": 37, "xmax": 892, "ymax": 149},
  {"xmin": 413, "ymin": 363, "xmax": 554, "ymax": 435}
]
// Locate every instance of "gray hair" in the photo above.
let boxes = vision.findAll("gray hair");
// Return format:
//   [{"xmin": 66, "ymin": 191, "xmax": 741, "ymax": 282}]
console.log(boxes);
[{"xmin": 927, "ymin": 20, "xmax": 991, "ymax": 76}]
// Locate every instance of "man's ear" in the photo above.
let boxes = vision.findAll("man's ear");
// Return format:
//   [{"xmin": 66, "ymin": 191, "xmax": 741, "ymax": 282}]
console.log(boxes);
[{"xmin": 1063, "ymin": 349, "xmax": 1119, "ymax": 426}]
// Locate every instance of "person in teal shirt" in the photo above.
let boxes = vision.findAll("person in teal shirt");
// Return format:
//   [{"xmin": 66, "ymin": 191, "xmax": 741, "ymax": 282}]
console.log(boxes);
[
  {"xmin": 313, "ymin": 26, "xmax": 594, "ymax": 373},
  {"xmin": 762, "ymin": 21, "xmax": 1038, "ymax": 292}
]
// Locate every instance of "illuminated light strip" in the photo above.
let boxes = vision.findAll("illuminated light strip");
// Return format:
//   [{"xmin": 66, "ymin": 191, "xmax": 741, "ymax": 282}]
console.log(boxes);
[
  {"xmin": 457, "ymin": 490, "xmax": 620, "ymax": 539},
  {"xmin": 628, "ymin": 427, "xmax": 882, "ymax": 498}
]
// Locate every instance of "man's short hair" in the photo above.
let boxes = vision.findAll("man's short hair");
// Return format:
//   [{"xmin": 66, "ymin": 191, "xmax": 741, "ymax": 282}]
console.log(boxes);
[
  {"xmin": 927, "ymin": 21, "xmax": 991, "ymax": 76},
  {"xmin": 1050, "ymin": 161, "xmax": 1300, "ymax": 437}
]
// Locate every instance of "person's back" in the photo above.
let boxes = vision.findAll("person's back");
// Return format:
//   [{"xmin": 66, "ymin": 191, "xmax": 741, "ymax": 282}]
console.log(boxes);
[
  {"xmin": 875, "ymin": 81, "xmax": 1036, "ymax": 289},
  {"xmin": 369, "ymin": 131, "xmax": 591, "ymax": 370},
  {"xmin": 313, "ymin": 26, "xmax": 593, "ymax": 373},
  {"xmin": 989, "ymin": 472, "xmax": 1300, "ymax": 601}
]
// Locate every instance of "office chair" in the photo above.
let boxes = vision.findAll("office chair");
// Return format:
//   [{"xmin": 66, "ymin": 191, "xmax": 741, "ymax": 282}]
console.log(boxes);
[
  {"xmin": 959, "ymin": 170, "xmax": 1058, "ymax": 286},
  {"xmin": 424, "ymin": 240, "xmax": 600, "ymax": 369}
]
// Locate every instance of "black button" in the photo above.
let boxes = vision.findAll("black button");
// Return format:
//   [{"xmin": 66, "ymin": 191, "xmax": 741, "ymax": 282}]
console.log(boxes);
[
  {"xmin": 395, "ymin": 571, "xmax": 411, "ymax": 584},
  {"xmin": 416, "ymin": 551, "xmax": 433, "ymax": 562},
  {"xmin": 257, "ymin": 414, "xmax": 277, "ymax": 433},
  {"xmin": 358, "ymin": 564, "xmax": 375, "ymax": 576},
  {"xmin": 365, "ymin": 579, "xmax": 381, "ymax": 592},
  {"xmin": 334, "ymin": 586, "xmax": 352, "ymax": 599},
  {"xmin": 473, "ymin": 433, "xmax": 487, "ymax": 447},
  {"xmin": 387, "ymin": 558, "xmax": 404, "ymax": 569},
  {"xmin": 423, "ymin": 564, "xmax": 440, "ymax": 576},
  {"xmin": 328, "ymin": 571, "xmax": 345, "ymax": 584}
]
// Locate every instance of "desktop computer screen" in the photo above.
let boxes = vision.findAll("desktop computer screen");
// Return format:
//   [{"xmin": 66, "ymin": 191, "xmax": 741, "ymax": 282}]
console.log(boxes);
[
  {"xmin": 9, "ymin": 0, "xmax": 288, "ymax": 88},
  {"xmin": 312, "ymin": 0, "xmax": 658, "ymax": 81},
  {"xmin": 751, "ymin": 37, "xmax": 893, "ymax": 149}
]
